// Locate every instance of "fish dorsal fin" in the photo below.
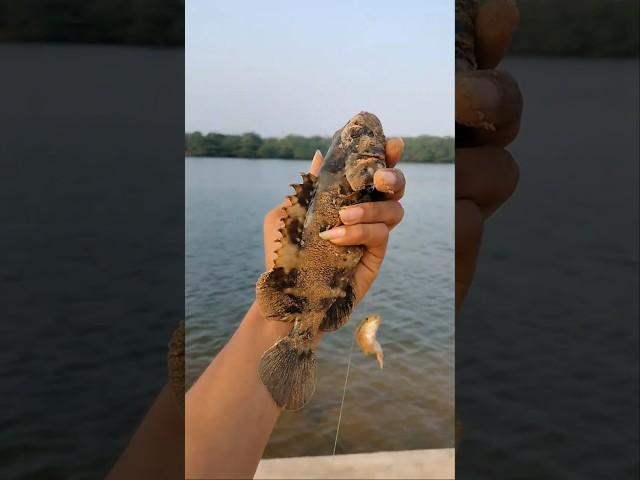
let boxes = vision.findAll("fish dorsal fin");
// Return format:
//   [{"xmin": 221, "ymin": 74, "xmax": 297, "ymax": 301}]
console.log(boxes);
[{"xmin": 273, "ymin": 172, "xmax": 317, "ymax": 272}]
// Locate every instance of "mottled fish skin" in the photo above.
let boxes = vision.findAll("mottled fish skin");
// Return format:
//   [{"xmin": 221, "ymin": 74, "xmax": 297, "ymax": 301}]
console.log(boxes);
[
  {"xmin": 257, "ymin": 112, "xmax": 387, "ymax": 410},
  {"xmin": 455, "ymin": 0, "xmax": 483, "ymax": 136},
  {"xmin": 455, "ymin": 0, "xmax": 479, "ymax": 72}
]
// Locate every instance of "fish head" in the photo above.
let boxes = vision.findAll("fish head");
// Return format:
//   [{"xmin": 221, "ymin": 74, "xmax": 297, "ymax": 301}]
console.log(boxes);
[
  {"xmin": 355, "ymin": 313, "xmax": 382, "ymax": 346},
  {"xmin": 320, "ymin": 112, "xmax": 387, "ymax": 193}
]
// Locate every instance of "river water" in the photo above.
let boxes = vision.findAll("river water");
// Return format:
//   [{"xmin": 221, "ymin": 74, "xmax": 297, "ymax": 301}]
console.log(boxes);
[{"xmin": 185, "ymin": 158, "xmax": 455, "ymax": 456}]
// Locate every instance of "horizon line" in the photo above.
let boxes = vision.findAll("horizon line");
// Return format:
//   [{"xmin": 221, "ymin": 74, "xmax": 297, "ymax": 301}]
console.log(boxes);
[{"xmin": 185, "ymin": 131, "xmax": 455, "ymax": 138}]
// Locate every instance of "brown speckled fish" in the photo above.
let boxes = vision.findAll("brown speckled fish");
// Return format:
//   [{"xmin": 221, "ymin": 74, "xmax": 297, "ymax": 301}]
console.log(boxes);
[
  {"xmin": 455, "ymin": 0, "xmax": 479, "ymax": 73},
  {"xmin": 256, "ymin": 112, "xmax": 387, "ymax": 410}
]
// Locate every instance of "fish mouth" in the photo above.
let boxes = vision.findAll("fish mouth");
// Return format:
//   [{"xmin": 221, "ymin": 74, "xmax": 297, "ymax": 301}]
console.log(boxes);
[{"xmin": 358, "ymin": 314, "xmax": 381, "ymax": 330}]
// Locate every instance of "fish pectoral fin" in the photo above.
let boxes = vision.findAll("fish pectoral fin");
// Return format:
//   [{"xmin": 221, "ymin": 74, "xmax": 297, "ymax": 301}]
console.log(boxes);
[
  {"xmin": 319, "ymin": 282, "xmax": 355, "ymax": 332},
  {"xmin": 256, "ymin": 268, "xmax": 305, "ymax": 322}
]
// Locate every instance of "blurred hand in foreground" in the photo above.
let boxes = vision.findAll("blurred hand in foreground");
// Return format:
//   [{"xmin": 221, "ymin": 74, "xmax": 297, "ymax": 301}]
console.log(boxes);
[{"xmin": 456, "ymin": 0, "xmax": 523, "ymax": 313}]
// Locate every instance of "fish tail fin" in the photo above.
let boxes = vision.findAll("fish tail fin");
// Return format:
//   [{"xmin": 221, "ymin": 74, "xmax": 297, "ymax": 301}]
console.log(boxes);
[
  {"xmin": 373, "ymin": 340, "xmax": 384, "ymax": 369},
  {"xmin": 258, "ymin": 336, "xmax": 317, "ymax": 410}
]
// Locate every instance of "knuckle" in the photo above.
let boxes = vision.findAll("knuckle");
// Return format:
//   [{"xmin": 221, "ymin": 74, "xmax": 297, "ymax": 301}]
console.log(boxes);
[
  {"xmin": 373, "ymin": 222, "xmax": 389, "ymax": 240},
  {"xmin": 376, "ymin": 224, "xmax": 390, "ymax": 247},
  {"xmin": 359, "ymin": 202, "xmax": 375, "ymax": 221},
  {"xmin": 350, "ymin": 224, "xmax": 367, "ymax": 241}
]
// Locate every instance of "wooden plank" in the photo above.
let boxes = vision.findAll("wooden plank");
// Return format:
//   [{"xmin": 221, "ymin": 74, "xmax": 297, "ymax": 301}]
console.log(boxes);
[{"xmin": 255, "ymin": 448, "xmax": 455, "ymax": 479}]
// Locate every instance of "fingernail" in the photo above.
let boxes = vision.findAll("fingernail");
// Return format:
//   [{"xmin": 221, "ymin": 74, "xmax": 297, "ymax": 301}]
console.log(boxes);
[
  {"xmin": 339, "ymin": 206, "xmax": 363, "ymax": 223},
  {"xmin": 378, "ymin": 170, "xmax": 396, "ymax": 193},
  {"xmin": 319, "ymin": 226, "xmax": 345, "ymax": 240}
]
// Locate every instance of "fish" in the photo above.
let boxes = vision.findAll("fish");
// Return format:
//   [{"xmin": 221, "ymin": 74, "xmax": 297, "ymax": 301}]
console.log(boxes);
[
  {"xmin": 355, "ymin": 313, "xmax": 384, "ymax": 369},
  {"xmin": 455, "ymin": 0, "xmax": 479, "ymax": 73},
  {"xmin": 256, "ymin": 112, "xmax": 387, "ymax": 410}
]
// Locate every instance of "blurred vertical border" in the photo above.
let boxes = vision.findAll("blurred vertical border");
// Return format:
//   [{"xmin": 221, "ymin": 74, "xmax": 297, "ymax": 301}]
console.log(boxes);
[
  {"xmin": 1, "ymin": 1, "xmax": 184, "ymax": 479},
  {"xmin": 0, "ymin": 0, "xmax": 184, "ymax": 45},
  {"xmin": 456, "ymin": 1, "xmax": 639, "ymax": 479}
]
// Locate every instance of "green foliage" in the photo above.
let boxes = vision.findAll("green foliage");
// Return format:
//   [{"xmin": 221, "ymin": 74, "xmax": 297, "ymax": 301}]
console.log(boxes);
[
  {"xmin": 185, "ymin": 132, "xmax": 453, "ymax": 163},
  {"xmin": 511, "ymin": 0, "xmax": 638, "ymax": 57},
  {"xmin": 238, "ymin": 133, "xmax": 263, "ymax": 158},
  {"xmin": 403, "ymin": 136, "xmax": 454, "ymax": 163}
]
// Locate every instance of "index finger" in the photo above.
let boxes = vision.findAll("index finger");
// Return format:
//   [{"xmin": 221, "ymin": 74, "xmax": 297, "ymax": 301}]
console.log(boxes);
[{"xmin": 385, "ymin": 137, "xmax": 404, "ymax": 167}]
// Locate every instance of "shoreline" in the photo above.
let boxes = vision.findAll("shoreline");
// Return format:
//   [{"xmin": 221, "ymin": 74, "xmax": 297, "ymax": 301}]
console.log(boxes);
[
  {"xmin": 185, "ymin": 155, "xmax": 454, "ymax": 164},
  {"xmin": 255, "ymin": 448, "xmax": 455, "ymax": 479}
]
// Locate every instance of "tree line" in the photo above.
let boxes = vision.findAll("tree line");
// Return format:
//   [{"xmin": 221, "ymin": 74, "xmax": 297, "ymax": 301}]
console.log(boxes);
[
  {"xmin": 185, "ymin": 132, "xmax": 454, "ymax": 164},
  {"xmin": 511, "ymin": 0, "xmax": 638, "ymax": 57}
]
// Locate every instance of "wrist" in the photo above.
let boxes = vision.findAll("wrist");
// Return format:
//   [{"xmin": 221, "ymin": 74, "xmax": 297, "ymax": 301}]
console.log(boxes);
[
  {"xmin": 243, "ymin": 301, "xmax": 291, "ymax": 350},
  {"xmin": 246, "ymin": 301, "xmax": 327, "ymax": 349}
]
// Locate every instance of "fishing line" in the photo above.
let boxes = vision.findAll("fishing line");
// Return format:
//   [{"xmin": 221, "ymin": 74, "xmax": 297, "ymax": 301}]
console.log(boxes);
[{"xmin": 332, "ymin": 329, "xmax": 356, "ymax": 457}]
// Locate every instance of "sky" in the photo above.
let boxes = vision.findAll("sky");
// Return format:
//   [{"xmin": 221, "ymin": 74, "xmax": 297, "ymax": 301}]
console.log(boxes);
[{"xmin": 186, "ymin": 0, "xmax": 454, "ymax": 138}]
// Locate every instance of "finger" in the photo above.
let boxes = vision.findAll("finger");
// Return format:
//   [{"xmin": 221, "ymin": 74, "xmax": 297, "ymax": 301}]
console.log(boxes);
[
  {"xmin": 385, "ymin": 137, "xmax": 404, "ymax": 167},
  {"xmin": 352, "ymin": 250, "xmax": 383, "ymax": 302},
  {"xmin": 339, "ymin": 201, "xmax": 404, "ymax": 229},
  {"xmin": 475, "ymin": 0, "xmax": 520, "ymax": 69},
  {"xmin": 455, "ymin": 199, "xmax": 484, "ymax": 315},
  {"xmin": 319, "ymin": 223, "xmax": 389, "ymax": 257},
  {"xmin": 455, "ymin": 146, "xmax": 519, "ymax": 218},
  {"xmin": 456, "ymin": 69, "xmax": 522, "ymax": 134},
  {"xmin": 374, "ymin": 168, "xmax": 406, "ymax": 200},
  {"xmin": 309, "ymin": 149, "xmax": 324, "ymax": 176}
]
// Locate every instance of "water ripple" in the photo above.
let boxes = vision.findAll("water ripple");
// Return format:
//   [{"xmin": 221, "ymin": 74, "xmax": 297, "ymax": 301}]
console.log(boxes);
[{"xmin": 186, "ymin": 159, "xmax": 454, "ymax": 455}]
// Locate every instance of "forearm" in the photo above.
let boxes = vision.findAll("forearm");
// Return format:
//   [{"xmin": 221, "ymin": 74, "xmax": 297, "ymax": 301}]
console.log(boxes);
[
  {"xmin": 185, "ymin": 301, "xmax": 288, "ymax": 479},
  {"xmin": 107, "ymin": 384, "xmax": 184, "ymax": 480}
]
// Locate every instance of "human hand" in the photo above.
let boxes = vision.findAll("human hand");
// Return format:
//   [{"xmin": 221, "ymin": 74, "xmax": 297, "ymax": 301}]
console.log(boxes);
[
  {"xmin": 455, "ymin": 0, "xmax": 522, "ymax": 313},
  {"xmin": 263, "ymin": 138, "xmax": 406, "ymax": 306}
]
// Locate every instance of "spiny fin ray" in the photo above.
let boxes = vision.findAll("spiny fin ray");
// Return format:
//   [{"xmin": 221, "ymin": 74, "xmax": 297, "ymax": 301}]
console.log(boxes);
[{"xmin": 273, "ymin": 172, "xmax": 317, "ymax": 272}]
